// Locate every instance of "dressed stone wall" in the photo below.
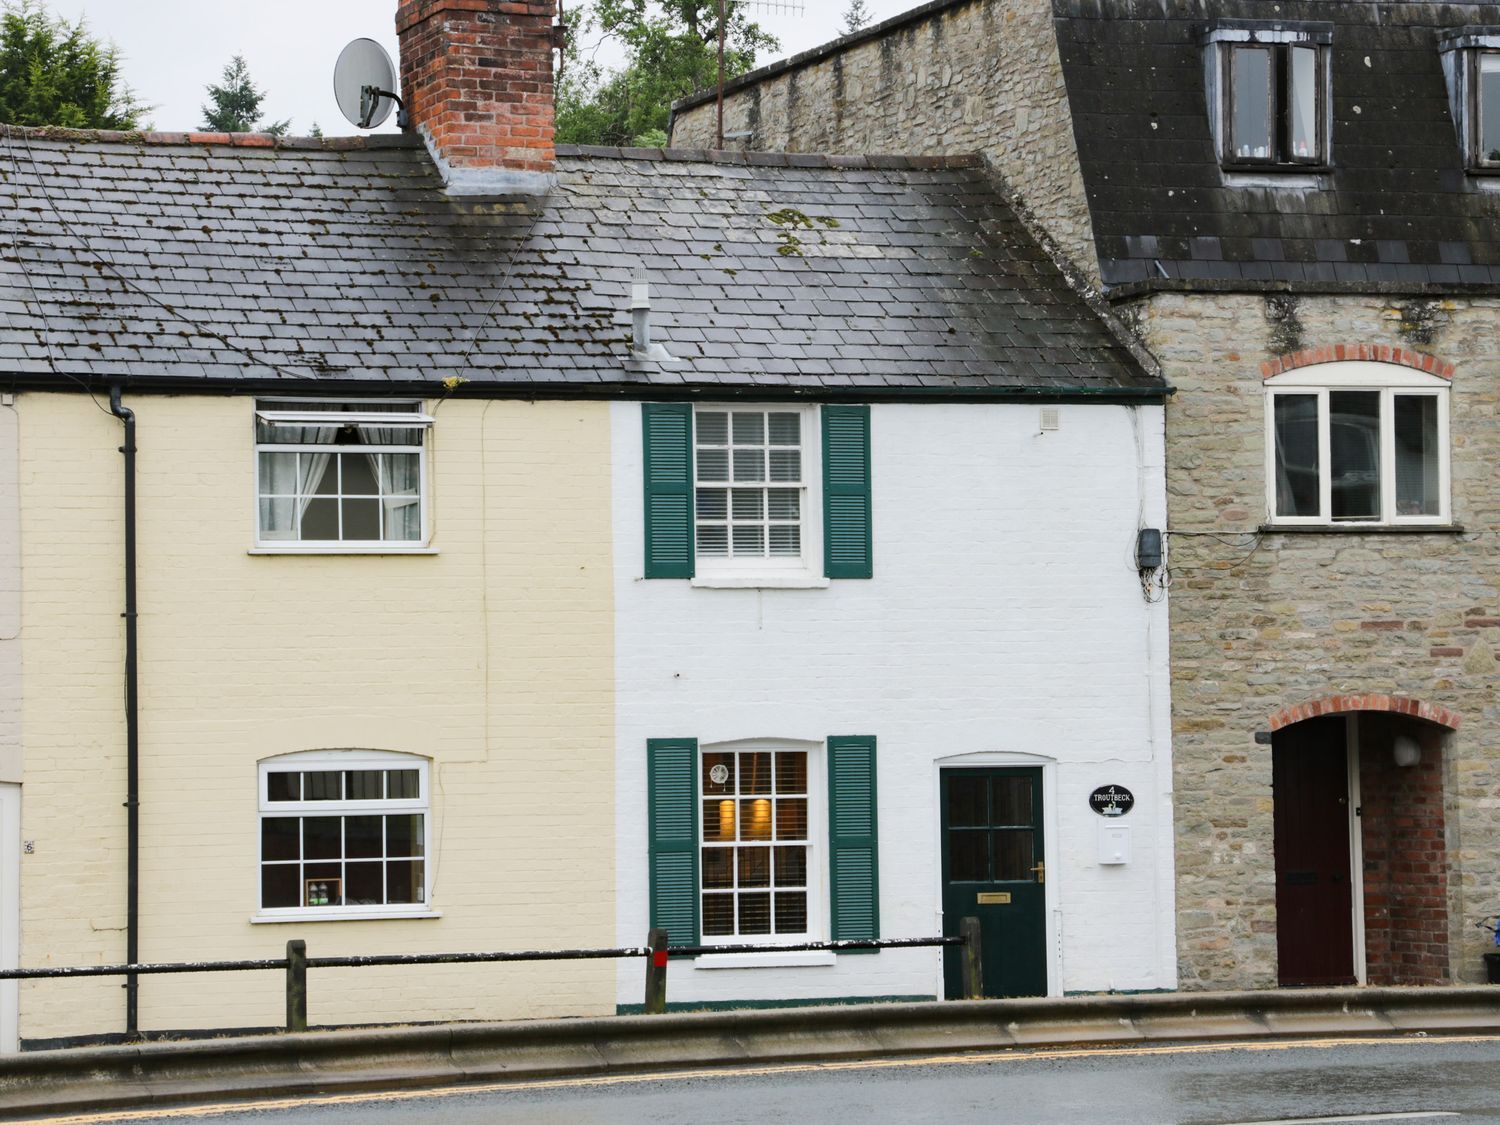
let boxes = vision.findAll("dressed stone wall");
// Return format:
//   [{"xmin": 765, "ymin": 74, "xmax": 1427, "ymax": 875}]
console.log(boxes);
[
  {"xmin": 669, "ymin": 0, "xmax": 1100, "ymax": 283},
  {"xmin": 1133, "ymin": 291, "xmax": 1500, "ymax": 988}
]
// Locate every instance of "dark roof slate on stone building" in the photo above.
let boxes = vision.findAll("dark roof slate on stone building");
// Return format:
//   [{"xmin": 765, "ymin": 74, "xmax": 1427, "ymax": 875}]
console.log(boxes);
[
  {"xmin": 0, "ymin": 129, "xmax": 1159, "ymax": 396},
  {"xmin": 1055, "ymin": 0, "xmax": 1500, "ymax": 292}
]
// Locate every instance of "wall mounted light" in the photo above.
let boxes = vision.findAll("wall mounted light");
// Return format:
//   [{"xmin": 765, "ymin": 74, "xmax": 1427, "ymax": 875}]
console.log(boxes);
[{"xmin": 1393, "ymin": 733, "xmax": 1422, "ymax": 768}]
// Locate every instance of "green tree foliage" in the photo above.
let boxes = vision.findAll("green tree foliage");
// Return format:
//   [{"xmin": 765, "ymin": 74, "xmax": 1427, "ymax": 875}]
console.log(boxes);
[
  {"xmin": 556, "ymin": 0, "xmax": 777, "ymax": 147},
  {"xmin": 0, "ymin": 0, "xmax": 146, "ymax": 129},
  {"xmin": 201, "ymin": 54, "xmax": 289, "ymax": 136},
  {"xmin": 841, "ymin": 0, "xmax": 873, "ymax": 36}
]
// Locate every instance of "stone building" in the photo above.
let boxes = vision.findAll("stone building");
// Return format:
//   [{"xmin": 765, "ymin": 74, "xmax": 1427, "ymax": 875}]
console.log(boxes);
[{"xmin": 674, "ymin": 0, "xmax": 1500, "ymax": 989}]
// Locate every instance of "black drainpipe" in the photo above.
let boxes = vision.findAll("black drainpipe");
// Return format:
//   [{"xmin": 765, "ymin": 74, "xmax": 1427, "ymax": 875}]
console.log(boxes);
[{"xmin": 108, "ymin": 382, "xmax": 139, "ymax": 1035}]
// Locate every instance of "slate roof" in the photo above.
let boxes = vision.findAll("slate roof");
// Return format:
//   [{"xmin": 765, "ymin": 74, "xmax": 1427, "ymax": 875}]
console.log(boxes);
[
  {"xmin": 1054, "ymin": 0, "xmax": 1500, "ymax": 292},
  {"xmin": 0, "ymin": 129, "xmax": 1159, "ymax": 397}
]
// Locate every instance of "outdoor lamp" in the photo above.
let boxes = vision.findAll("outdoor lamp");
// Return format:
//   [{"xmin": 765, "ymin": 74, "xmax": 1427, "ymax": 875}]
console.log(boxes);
[{"xmin": 1393, "ymin": 733, "xmax": 1422, "ymax": 768}]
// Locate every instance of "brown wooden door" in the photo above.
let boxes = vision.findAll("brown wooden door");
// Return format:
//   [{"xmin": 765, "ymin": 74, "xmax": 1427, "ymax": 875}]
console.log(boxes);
[{"xmin": 1273, "ymin": 715, "xmax": 1356, "ymax": 986}]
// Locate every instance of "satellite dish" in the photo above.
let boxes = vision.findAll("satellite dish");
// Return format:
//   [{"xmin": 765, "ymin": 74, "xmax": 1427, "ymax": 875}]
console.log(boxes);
[{"xmin": 334, "ymin": 38, "xmax": 403, "ymax": 130}]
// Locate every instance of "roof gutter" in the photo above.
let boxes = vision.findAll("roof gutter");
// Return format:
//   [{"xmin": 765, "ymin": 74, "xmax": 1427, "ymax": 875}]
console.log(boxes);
[
  {"xmin": 107, "ymin": 382, "xmax": 140, "ymax": 1038},
  {"xmin": 3, "ymin": 374, "xmax": 1171, "ymax": 403}
]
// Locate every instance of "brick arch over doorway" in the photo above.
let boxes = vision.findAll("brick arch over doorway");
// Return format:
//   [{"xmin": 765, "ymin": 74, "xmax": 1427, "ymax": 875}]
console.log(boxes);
[
  {"xmin": 1259, "ymin": 346, "xmax": 1456, "ymax": 380},
  {"xmin": 1268, "ymin": 694, "xmax": 1461, "ymax": 733}
]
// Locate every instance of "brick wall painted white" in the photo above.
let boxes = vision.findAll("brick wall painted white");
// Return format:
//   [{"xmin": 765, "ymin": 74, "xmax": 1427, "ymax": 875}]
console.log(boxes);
[
  {"xmin": 0, "ymin": 400, "xmax": 18, "ymax": 783},
  {"xmin": 611, "ymin": 401, "xmax": 1177, "ymax": 1005}
]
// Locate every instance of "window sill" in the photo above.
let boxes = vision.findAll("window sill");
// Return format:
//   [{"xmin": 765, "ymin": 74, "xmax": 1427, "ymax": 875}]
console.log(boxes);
[
  {"xmin": 690, "ymin": 573, "xmax": 830, "ymax": 590},
  {"xmin": 248, "ymin": 547, "xmax": 439, "ymax": 556},
  {"xmin": 1260, "ymin": 522, "xmax": 1465, "ymax": 535},
  {"xmin": 250, "ymin": 908, "xmax": 442, "ymax": 924},
  {"xmin": 693, "ymin": 951, "xmax": 837, "ymax": 969},
  {"xmin": 1222, "ymin": 170, "xmax": 1326, "ymax": 190}
]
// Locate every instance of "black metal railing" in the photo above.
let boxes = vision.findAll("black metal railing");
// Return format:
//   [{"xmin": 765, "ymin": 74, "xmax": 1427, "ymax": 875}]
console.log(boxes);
[{"xmin": 0, "ymin": 919, "xmax": 983, "ymax": 1036}]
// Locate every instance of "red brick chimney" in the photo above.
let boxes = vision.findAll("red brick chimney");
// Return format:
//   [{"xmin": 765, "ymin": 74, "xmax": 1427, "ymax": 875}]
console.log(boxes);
[{"xmin": 395, "ymin": 0, "xmax": 559, "ymax": 193}]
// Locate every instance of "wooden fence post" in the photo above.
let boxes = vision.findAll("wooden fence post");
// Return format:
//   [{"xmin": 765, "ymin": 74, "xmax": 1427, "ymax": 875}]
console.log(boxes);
[
  {"xmin": 286, "ymin": 939, "xmax": 307, "ymax": 1032},
  {"xmin": 959, "ymin": 917, "xmax": 983, "ymax": 1000},
  {"xmin": 644, "ymin": 928, "xmax": 669, "ymax": 1014}
]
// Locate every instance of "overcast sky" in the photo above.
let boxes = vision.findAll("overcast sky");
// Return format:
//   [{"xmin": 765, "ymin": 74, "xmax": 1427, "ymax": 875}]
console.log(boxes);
[{"xmin": 42, "ymin": 0, "xmax": 918, "ymax": 135}]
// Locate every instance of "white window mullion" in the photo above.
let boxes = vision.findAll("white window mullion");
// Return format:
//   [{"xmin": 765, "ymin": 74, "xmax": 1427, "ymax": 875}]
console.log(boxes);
[
  {"xmin": 1317, "ymin": 388, "xmax": 1333, "ymax": 522},
  {"xmin": 1378, "ymin": 389, "xmax": 1395, "ymax": 522}
]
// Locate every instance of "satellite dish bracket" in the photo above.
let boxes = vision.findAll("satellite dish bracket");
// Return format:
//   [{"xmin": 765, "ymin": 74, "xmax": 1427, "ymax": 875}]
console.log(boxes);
[{"xmin": 360, "ymin": 85, "xmax": 409, "ymax": 130}]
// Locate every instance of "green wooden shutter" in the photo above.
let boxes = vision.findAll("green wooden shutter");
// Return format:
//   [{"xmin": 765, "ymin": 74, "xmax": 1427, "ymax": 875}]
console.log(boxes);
[
  {"xmin": 642, "ymin": 404, "xmax": 694, "ymax": 579},
  {"xmin": 647, "ymin": 737, "xmax": 699, "ymax": 947},
  {"xmin": 822, "ymin": 405, "xmax": 873, "ymax": 579},
  {"xmin": 828, "ymin": 735, "xmax": 879, "ymax": 941}
]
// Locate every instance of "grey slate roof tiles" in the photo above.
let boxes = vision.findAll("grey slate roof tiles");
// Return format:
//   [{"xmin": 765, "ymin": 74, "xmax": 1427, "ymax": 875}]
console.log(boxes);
[
  {"xmin": 1054, "ymin": 0, "xmax": 1500, "ymax": 291},
  {"xmin": 0, "ymin": 129, "xmax": 1158, "ymax": 395}
]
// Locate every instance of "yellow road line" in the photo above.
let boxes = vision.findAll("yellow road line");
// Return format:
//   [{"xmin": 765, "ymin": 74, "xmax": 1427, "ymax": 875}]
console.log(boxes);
[{"xmin": 25, "ymin": 1033, "xmax": 1500, "ymax": 1125}]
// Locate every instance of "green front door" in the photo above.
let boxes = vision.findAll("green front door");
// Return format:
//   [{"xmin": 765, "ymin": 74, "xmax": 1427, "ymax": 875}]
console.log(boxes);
[{"xmin": 941, "ymin": 767, "xmax": 1047, "ymax": 999}]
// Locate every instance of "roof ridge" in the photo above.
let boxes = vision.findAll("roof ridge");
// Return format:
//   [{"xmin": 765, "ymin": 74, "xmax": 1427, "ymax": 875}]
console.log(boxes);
[
  {"xmin": 0, "ymin": 124, "xmax": 421, "ymax": 151},
  {"xmin": 556, "ymin": 144, "xmax": 982, "ymax": 170}
]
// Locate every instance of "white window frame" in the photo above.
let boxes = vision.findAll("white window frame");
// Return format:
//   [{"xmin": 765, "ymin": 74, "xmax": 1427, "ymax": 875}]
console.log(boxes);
[
  {"xmin": 253, "ymin": 750, "xmax": 437, "ymax": 923},
  {"xmin": 253, "ymin": 398, "xmax": 434, "ymax": 555},
  {"xmin": 691, "ymin": 404, "xmax": 824, "ymax": 587},
  {"xmin": 697, "ymin": 738, "xmax": 825, "ymax": 951},
  {"xmin": 1263, "ymin": 362, "xmax": 1452, "ymax": 527}
]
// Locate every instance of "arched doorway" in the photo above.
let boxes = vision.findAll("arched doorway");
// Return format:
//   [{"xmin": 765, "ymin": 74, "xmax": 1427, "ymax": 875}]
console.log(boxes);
[{"xmin": 1269, "ymin": 696, "xmax": 1457, "ymax": 987}]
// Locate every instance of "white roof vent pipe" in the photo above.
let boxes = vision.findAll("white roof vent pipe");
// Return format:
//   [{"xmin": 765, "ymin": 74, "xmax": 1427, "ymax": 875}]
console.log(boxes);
[{"xmin": 628, "ymin": 268, "xmax": 678, "ymax": 367}]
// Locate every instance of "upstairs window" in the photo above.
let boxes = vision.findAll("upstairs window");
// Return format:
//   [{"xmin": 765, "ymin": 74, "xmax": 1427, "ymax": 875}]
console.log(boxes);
[
  {"xmin": 1439, "ymin": 30, "xmax": 1500, "ymax": 171},
  {"xmin": 255, "ymin": 399, "xmax": 431, "ymax": 549},
  {"xmin": 694, "ymin": 408, "xmax": 807, "ymax": 566},
  {"xmin": 1265, "ymin": 363, "xmax": 1450, "ymax": 527},
  {"xmin": 1203, "ymin": 23, "xmax": 1332, "ymax": 170}
]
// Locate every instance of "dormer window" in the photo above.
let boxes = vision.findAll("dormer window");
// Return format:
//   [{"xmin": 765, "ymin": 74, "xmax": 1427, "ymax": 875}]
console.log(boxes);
[
  {"xmin": 1439, "ymin": 29, "xmax": 1500, "ymax": 171},
  {"xmin": 1202, "ymin": 22, "xmax": 1332, "ymax": 170}
]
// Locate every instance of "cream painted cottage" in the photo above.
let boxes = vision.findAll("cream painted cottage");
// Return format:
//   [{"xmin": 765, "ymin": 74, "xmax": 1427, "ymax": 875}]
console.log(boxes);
[{"xmin": 0, "ymin": 0, "xmax": 1174, "ymax": 1047}]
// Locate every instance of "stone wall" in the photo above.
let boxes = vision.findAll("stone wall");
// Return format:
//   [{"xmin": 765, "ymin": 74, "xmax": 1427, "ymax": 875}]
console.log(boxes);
[
  {"xmin": 669, "ymin": 0, "xmax": 1100, "ymax": 283},
  {"xmin": 1133, "ymin": 290, "xmax": 1500, "ymax": 988}
]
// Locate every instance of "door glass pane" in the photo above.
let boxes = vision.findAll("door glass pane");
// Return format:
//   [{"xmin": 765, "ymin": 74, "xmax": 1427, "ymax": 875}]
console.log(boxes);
[
  {"xmin": 991, "ymin": 777, "xmax": 1033, "ymax": 826},
  {"xmin": 1482, "ymin": 54, "xmax": 1500, "ymax": 162},
  {"xmin": 1289, "ymin": 47, "xmax": 1318, "ymax": 159},
  {"xmin": 948, "ymin": 776, "xmax": 988, "ymax": 828},
  {"xmin": 1329, "ymin": 391, "xmax": 1382, "ymax": 520},
  {"xmin": 1394, "ymin": 395, "xmax": 1439, "ymax": 516},
  {"xmin": 949, "ymin": 829, "xmax": 989, "ymax": 880},
  {"xmin": 1231, "ymin": 47, "xmax": 1272, "ymax": 159},
  {"xmin": 1274, "ymin": 394, "xmax": 1320, "ymax": 517},
  {"xmin": 994, "ymin": 829, "xmax": 1036, "ymax": 881}
]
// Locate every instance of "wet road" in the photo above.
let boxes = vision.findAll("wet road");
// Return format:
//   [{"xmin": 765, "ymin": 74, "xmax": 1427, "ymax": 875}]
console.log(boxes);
[{"xmin": 32, "ymin": 1035, "xmax": 1500, "ymax": 1125}]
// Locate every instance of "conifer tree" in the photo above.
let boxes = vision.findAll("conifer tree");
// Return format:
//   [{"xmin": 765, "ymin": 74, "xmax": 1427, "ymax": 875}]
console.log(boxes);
[{"xmin": 201, "ymin": 54, "xmax": 289, "ymax": 136}]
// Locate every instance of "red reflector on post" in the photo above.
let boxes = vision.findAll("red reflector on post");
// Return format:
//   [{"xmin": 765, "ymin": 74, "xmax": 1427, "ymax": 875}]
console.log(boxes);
[{"xmin": 652, "ymin": 950, "xmax": 669, "ymax": 968}]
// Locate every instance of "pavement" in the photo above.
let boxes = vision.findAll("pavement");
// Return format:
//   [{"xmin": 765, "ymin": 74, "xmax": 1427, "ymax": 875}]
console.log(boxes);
[{"xmin": 2, "ymin": 986, "xmax": 1500, "ymax": 1121}]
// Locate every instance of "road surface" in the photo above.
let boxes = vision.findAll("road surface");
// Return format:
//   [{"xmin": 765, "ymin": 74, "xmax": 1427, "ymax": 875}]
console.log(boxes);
[{"xmin": 27, "ymin": 1034, "xmax": 1500, "ymax": 1124}]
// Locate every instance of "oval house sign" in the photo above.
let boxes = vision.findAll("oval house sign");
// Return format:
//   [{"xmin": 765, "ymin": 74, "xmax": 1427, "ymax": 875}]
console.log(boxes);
[{"xmin": 1089, "ymin": 785, "xmax": 1135, "ymax": 817}]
